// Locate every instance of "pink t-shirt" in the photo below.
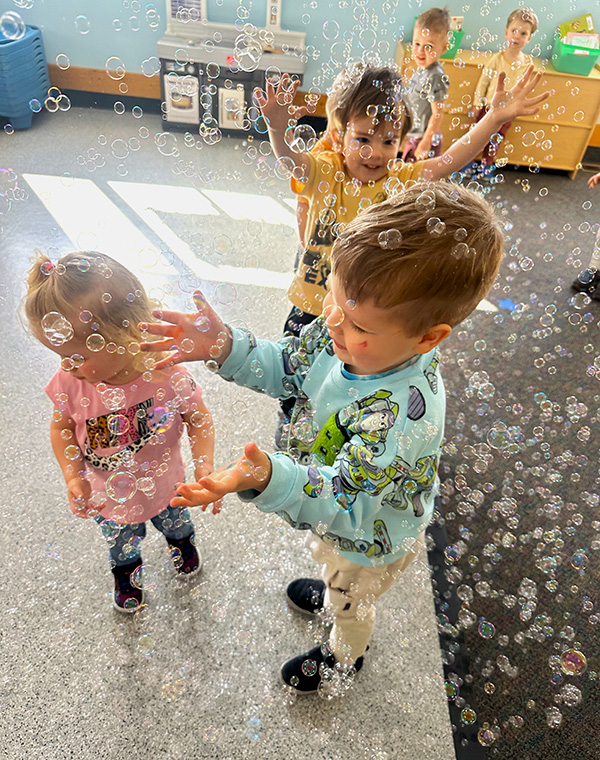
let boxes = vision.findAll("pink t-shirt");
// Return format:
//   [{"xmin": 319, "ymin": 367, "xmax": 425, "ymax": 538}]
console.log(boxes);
[{"xmin": 45, "ymin": 366, "xmax": 203, "ymax": 524}]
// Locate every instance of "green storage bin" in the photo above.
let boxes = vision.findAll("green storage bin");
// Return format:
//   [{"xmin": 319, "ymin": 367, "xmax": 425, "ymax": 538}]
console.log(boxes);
[
  {"xmin": 441, "ymin": 29, "xmax": 465, "ymax": 59},
  {"xmin": 552, "ymin": 34, "xmax": 600, "ymax": 76}
]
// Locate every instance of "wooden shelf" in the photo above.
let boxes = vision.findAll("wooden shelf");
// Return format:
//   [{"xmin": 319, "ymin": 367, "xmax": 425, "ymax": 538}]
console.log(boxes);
[{"xmin": 435, "ymin": 50, "xmax": 600, "ymax": 178}]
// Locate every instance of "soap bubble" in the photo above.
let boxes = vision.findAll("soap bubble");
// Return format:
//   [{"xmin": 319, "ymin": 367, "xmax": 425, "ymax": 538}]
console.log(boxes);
[
  {"xmin": 74, "ymin": 14, "xmax": 90, "ymax": 34},
  {"xmin": 0, "ymin": 11, "xmax": 26, "ymax": 39},
  {"xmin": 148, "ymin": 406, "xmax": 174, "ymax": 434},
  {"xmin": 323, "ymin": 303, "xmax": 344, "ymax": 326},
  {"xmin": 106, "ymin": 471, "xmax": 137, "ymax": 503},
  {"xmin": 378, "ymin": 229, "xmax": 402, "ymax": 249},
  {"xmin": 560, "ymin": 649, "xmax": 587, "ymax": 675},
  {"xmin": 41, "ymin": 312, "xmax": 74, "ymax": 346}
]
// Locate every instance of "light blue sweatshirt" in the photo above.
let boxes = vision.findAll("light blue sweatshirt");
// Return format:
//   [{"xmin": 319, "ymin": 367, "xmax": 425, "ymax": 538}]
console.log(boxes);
[{"xmin": 218, "ymin": 317, "xmax": 446, "ymax": 567}]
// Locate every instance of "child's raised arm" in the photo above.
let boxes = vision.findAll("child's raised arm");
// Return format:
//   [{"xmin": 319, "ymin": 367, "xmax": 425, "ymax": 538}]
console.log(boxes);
[
  {"xmin": 422, "ymin": 65, "xmax": 548, "ymax": 181},
  {"xmin": 254, "ymin": 74, "xmax": 311, "ymax": 176}
]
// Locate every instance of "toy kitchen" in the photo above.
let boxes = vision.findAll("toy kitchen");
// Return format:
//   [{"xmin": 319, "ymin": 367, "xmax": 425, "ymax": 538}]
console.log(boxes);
[{"xmin": 158, "ymin": 0, "xmax": 306, "ymax": 136}]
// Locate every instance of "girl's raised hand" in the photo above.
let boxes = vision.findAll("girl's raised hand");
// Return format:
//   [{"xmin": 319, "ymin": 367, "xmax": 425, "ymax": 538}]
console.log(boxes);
[
  {"xmin": 170, "ymin": 442, "xmax": 272, "ymax": 509},
  {"xmin": 139, "ymin": 290, "xmax": 232, "ymax": 370}
]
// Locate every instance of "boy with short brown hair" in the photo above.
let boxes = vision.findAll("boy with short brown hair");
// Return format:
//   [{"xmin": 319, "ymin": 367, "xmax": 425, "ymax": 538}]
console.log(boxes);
[
  {"xmin": 140, "ymin": 181, "xmax": 504, "ymax": 694},
  {"xmin": 402, "ymin": 7, "xmax": 451, "ymax": 163}
]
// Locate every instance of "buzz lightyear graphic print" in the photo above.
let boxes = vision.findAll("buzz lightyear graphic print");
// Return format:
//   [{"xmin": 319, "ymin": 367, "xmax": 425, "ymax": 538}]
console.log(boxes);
[{"xmin": 218, "ymin": 318, "xmax": 446, "ymax": 567}]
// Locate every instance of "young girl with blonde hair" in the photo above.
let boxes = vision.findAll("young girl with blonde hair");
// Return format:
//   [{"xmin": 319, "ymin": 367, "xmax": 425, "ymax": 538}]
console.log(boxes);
[{"xmin": 24, "ymin": 251, "xmax": 215, "ymax": 612}]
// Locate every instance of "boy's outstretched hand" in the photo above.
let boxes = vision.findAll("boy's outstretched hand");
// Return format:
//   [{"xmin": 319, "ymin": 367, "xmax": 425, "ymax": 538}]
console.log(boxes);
[
  {"xmin": 170, "ymin": 443, "xmax": 272, "ymax": 510},
  {"xmin": 139, "ymin": 290, "xmax": 232, "ymax": 370},
  {"xmin": 253, "ymin": 74, "xmax": 308, "ymax": 132},
  {"xmin": 490, "ymin": 65, "xmax": 549, "ymax": 122}
]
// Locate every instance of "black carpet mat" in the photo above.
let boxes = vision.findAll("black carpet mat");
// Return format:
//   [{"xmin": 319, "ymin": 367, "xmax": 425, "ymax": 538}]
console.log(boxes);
[{"xmin": 428, "ymin": 164, "xmax": 600, "ymax": 759}]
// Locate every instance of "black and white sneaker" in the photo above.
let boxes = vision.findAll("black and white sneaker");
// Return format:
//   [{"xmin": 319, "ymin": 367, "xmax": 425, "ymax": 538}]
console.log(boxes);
[
  {"xmin": 280, "ymin": 642, "xmax": 364, "ymax": 694},
  {"xmin": 286, "ymin": 577, "xmax": 325, "ymax": 615},
  {"xmin": 572, "ymin": 268, "xmax": 600, "ymax": 299}
]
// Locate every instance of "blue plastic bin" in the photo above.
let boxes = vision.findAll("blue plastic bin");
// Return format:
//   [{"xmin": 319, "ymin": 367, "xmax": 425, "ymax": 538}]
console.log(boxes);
[{"xmin": 0, "ymin": 24, "xmax": 49, "ymax": 129}]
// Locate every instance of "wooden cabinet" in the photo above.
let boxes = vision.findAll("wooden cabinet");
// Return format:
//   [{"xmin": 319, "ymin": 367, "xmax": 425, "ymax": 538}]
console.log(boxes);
[{"xmin": 436, "ymin": 49, "xmax": 600, "ymax": 178}]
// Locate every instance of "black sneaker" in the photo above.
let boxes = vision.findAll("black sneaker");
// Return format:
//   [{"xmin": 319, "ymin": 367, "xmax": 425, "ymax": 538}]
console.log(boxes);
[
  {"xmin": 112, "ymin": 559, "xmax": 144, "ymax": 613},
  {"xmin": 286, "ymin": 577, "xmax": 325, "ymax": 615},
  {"xmin": 168, "ymin": 534, "xmax": 202, "ymax": 577},
  {"xmin": 280, "ymin": 642, "xmax": 364, "ymax": 694},
  {"xmin": 572, "ymin": 269, "xmax": 600, "ymax": 299}
]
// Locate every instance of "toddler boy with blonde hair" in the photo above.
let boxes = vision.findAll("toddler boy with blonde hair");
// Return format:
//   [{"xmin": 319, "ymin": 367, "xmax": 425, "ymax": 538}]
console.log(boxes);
[{"xmin": 141, "ymin": 181, "xmax": 505, "ymax": 693}]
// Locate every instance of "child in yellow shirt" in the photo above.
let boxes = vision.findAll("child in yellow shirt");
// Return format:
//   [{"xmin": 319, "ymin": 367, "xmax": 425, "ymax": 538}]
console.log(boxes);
[{"xmin": 473, "ymin": 7, "xmax": 538, "ymax": 170}]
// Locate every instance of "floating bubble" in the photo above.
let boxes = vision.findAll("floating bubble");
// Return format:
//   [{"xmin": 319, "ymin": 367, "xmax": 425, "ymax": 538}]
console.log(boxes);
[
  {"xmin": 148, "ymin": 406, "xmax": 174, "ymax": 434},
  {"xmin": 41, "ymin": 312, "xmax": 74, "ymax": 346},
  {"xmin": 137, "ymin": 633, "xmax": 155, "ymax": 656},
  {"xmin": 444, "ymin": 544, "xmax": 461, "ymax": 563},
  {"xmin": 74, "ymin": 14, "xmax": 90, "ymax": 34},
  {"xmin": 285, "ymin": 123, "xmax": 317, "ymax": 153},
  {"xmin": 301, "ymin": 659, "xmax": 318, "ymax": 677},
  {"xmin": 478, "ymin": 729, "xmax": 496, "ymax": 746},
  {"xmin": 29, "ymin": 99, "xmax": 42, "ymax": 113},
  {"xmin": 215, "ymin": 282, "xmax": 237, "ymax": 305},
  {"xmin": 64, "ymin": 445, "xmax": 81, "ymax": 461},
  {"xmin": 323, "ymin": 303, "xmax": 344, "ymax": 326},
  {"xmin": 571, "ymin": 550, "xmax": 587, "ymax": 570},
  {"xmin": 560, "ymin": 649, "xmax": 587, "ymax": 675},
  {"xmin": 478, "ymin": 619, "xmax": 496, "ymax": 639},
  {"xmin": 106, "ymin": 56, "xmax": 126, "ymax": 80},
  {"xmin": 212, "ymin": 234, "xmax": 232, "ymax": 255},
  {"xmin": 56, "ymin": 53, "xmax": 70, "ymax": 70},
  {"xmin": 86, "ymin": 333, "xmax": 105, "ymax": 352},
  {"xmin": 108, "ymin": 414, "xmax": 130, "ymax": 436},
  {"xmin": 141, "ymin": 56, "xmax": 161, "ymax": 77},
  {"xmin": 0, "ymin": 11, "xmax": 26, "ymax": 39},
  {"xmin": 233, "ymin": 33, "xmax": 263, "ymax": 72},
  {"xmin": 461, "ymin": 708, "xmax": 477, "ymax": 725},
  {"xmin": 291, "ymin": 416, "xmax": 318, "ymax": 443},
  {"xmin": 323, "ymin": 19, "xmax": 340, "ymax": 41},
  {"xmin": 106, "ymin": 471, "xmax": 137, "ymax": 503}
]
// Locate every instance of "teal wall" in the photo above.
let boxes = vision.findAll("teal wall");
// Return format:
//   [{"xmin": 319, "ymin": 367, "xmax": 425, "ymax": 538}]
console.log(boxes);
[{"xmin": 0, "ymin": 0, "xmax": 595, "ymax": 90}]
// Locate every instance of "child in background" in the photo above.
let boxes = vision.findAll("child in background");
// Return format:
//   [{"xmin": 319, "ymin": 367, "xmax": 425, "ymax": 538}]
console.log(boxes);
[
  {"xmin": 256, "ymin": 61, "xmax": 545, "ymax": 448},
  {"xmin": 24, "ymin": 251, "xmax": 215, "ymax": 613},
  {"xmin": 280, "ymin": 65, "xmax": 414, "ymax": 432},
  {"xmin": 572, "ymin": 170, "xmax": 600, "ymax": 299},
  {"xmin": 472, "ymin": 7, "xmax": 538, "ymax": 171},
  {"xmin": 139, "ymin": 182, "xmax": 505, "ymax": 694},
  {"xmin": 401, "ymin": 7, "xmax": 450, "ymax": 163}
]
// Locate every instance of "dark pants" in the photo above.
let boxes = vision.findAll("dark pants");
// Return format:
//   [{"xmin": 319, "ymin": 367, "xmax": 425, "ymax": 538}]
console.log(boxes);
[{"xmin": 96, "ymin": 505, "xmax": 194, "ymax": 567}]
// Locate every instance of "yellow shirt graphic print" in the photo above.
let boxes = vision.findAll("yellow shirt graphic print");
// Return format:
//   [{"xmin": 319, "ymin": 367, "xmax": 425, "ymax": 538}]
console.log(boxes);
[{"xmin": 287, "ymin": 150, "xmax": 424, "ymax": 316}]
